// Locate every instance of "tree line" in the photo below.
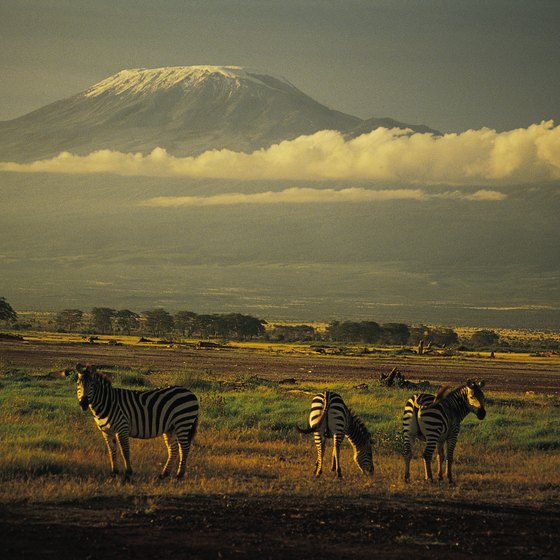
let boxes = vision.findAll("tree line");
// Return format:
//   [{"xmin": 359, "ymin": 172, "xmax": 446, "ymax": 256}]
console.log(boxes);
[
  {"xmin": 53, "ymin": 307, "xmax": 267, "ymax": 340},
  {"xmin": 1, "ymin": 296, "xmax": 539, "ymax": 350}
]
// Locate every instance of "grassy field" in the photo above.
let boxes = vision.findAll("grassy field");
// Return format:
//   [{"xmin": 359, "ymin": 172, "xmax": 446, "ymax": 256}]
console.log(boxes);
[{"xmin": 1, "ymin": 361, "xmax": 559, "ymax": 507}]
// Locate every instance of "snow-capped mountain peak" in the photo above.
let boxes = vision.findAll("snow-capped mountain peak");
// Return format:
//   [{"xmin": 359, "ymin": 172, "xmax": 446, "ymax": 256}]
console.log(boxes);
[
  {"xmin": 83, "ymin": 65, "xmax": 296, "ymax": 98},
  {"xmin": 0, "ymin": 65, "xmax": 437, "ymax": 162}
]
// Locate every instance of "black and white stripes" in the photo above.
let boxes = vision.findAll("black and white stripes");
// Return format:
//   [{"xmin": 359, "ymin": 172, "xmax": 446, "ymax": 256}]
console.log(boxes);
[
  {"xmin": 76, "ymin": 363, "xmax": 198, "ymax": 479},
  {"xmin": 402, "ymin": 380, "xmax": 486, "ymax": 483},
  {"xmin": 297, "ymin": 390, "xmax": 374, "ymax": 478}
]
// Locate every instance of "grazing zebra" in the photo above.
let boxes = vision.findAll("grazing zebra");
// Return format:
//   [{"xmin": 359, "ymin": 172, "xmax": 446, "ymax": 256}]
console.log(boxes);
[
  {"xmin": 75, "ymin": 363, "xmax": 199, "ymax": 480},
  {"xmin": 402, "ymin": 379, "xmax": 486, "ymax": 483},
  {"xmin": 297, "ymin": 390, "xmax": 374, "ymax": 478}
]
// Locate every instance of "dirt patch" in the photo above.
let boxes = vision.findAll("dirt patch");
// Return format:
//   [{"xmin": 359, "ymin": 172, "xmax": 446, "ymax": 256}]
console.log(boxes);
[
  {"xmin": 2, "ymin": 338, "xmax": 559, "ymax": 394},
  {"xmin": 1, "ymin": 495, "xmax": 558, "ymax": 559}
]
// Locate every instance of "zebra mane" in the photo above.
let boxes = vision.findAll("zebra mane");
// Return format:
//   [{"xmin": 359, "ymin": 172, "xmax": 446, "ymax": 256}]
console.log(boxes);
[
  {"xmin": 424, "ymin": 384, "xmax": 473, "ymax": 412},
  {"xmin": 93, "ymin": 369, "xmax": 113, "ymax": 384},
  {"xmin": 420, "ymin": 384, "xmax": 461, "ymax": 409},
  {"xmin": 432, "ymin": 384, "xmax": 452, "ymax": 404},
  {"xmin": 78, "ymin": 364, "xmax": 113, "ymax": 384}
]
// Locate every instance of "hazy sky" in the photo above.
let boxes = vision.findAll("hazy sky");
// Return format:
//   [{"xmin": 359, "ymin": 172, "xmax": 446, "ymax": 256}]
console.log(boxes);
[{"xmin": 1, "ymin": 0, "xmax": 559, "ymax": 132}]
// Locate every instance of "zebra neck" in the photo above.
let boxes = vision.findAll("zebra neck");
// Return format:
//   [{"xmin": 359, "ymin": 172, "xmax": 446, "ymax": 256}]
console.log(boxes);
[
  {"xmin": 346, "ymin": 413, "xmax": 370, "ymax": 450},
  {"xmin": 441, "ymin": 387, "xmax": 470, "ymax": 421},
  {"xmin": 90, "ymin": 381, "xmax": 114, "ymax": 413}
]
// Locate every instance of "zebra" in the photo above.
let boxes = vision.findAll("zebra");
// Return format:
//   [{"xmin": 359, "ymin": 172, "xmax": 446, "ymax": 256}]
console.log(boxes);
[
  {"xmin": 75, "ymin": 363, "xmax": 199, "ymax": 480},
  {"xmin": 297, "ymin": 390, "xmax": 374, "ymax": 478},
  {"xmin": 402, "ymin": 379, "xmax": 486, "ymax": 483}
]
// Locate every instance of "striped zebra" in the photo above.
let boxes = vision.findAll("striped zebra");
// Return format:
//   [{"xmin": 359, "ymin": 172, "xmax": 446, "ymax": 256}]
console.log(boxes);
[
  {"xmin": 402, "ymin": 379, "xmax": 486, "ymax": 483},
  {"xmin": 297, "ymin": 390, "xmax": 374, "ymax": 478},
  {"xmin": 75, "ymin": 363, "xmax": 199, "ymax": 480}
]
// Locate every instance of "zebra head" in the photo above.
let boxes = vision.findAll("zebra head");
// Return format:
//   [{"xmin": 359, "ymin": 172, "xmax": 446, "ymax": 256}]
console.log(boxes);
[
  {"xmin": 350, "ymin": 414, "xmax": 374, "ymax": 476},
  {"xmin": 355, "ymin": 439, "xmax": 375, "ymax": 476},
  {"xmin": 466, "ymin": 379, "xmax": 486, "ymax": 420},
  {"xmin": 76, "ymin": 363, "xmax": 96, "ymax": 411}
]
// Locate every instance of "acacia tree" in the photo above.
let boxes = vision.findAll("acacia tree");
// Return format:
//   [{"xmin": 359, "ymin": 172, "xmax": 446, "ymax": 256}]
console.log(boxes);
[
  {"xmin": 55, "ymin": 309, "xmax": 83, "ymax": 332},
  {"xmin": 269, "ymin": 324, "xmax": 316, "ymax": 342},
  {"xmin": 379, "ymin": 323, "xmax": 410, "ymax": 346},
  {"xmin": 470, "ymin": 330, "xmax": 500, "ymax": 348},
  {"xmin": 174, "ymin": 311, "xmax": 198, "ymax": 337},
  {"xmin": 143, "ymin": 308, "xmax": 174, "ymax": 337},
  {"xmin": 113, "ymin": 310, "xmax": 140, "ymax": 335},
  {"xmin": 0, "ymin": 297, "xmax": 17, "ymax": 323},
  {"xmin": 90, "ymin": 307, "xmax": 116, "ymax": 334},
  {"xmin": 326, "ymin": 321, "xmax": 381, "ymax": 343}
]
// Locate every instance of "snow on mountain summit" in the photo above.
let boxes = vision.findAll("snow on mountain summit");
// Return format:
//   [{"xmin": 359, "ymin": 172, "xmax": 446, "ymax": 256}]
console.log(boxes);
[{"xmin": 83, "ymin": 66, "xmax": 296, "ymax": 98}]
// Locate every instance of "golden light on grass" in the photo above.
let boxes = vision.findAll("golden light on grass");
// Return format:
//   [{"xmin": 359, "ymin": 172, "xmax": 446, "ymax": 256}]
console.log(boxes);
[{"xmin": 0, "ymin": 347, "xmax": 559, "ymax": 507}]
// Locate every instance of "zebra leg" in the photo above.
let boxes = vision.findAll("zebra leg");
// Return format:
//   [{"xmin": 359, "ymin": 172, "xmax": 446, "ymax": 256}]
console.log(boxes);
[
  {"xmin": 332, "ymin": 434, "xmax": 343, "ymax": 479},
  {"xmin": 115, "ymin": 432, "xmax": 133, "ymax": 480},
  {"xmin": 422, "ymin": 439, "xmax": 437, "ymax": 482},
  {"xmin": 402, "ymin": 402, "xmax": 419, "ymax": 483},
  {"xmin": 446, "ymin": 438, "xmax": 458, "ymax": 484},
  {"xmin": 436, "ymin": 442, "xmax": 446, "ymax": 481},
  {"xmin": 403, "ymin": 433, "xmax": 414, "ymax": 483},
  {"xmin": 313, "ymin": 433, "xmax": 325, "ymax": 477},
  {"xmin": 101, "ymin": 432, "xmax": 119, "ymax": 476},
  {"xmin": 160, "ymin": 432, "xmax": 178, "ymax": 479},
  {"xmin": 176, "ymin": 431, "xmax": 194, "ymax": 479}
]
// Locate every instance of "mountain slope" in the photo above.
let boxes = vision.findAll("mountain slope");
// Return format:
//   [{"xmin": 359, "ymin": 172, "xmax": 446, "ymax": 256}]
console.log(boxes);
[{"xmin": 0, "ymin": 65, "xmax": 436, "ymax": 162}]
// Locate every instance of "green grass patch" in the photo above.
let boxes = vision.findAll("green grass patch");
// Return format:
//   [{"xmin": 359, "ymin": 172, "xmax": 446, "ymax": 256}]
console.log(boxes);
[{"xmin": 1, "ymin": 368, "xmax": 559, "ymax": 504}]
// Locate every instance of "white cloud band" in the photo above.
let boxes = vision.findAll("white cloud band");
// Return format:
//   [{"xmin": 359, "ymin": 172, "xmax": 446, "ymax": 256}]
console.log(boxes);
[
  {"xmin": 1, "ymin": 121, "xmax": 559, "ymax": 185},
  {"xmin": 140, "ymin": 187, "xmax": 506, "ymax": 207}
]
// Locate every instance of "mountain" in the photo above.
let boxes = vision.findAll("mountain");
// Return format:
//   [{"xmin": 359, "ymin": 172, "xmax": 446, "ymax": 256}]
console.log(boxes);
[
  {"xmin": 0, "ymin": 66, "xmax": 438, "ymax": 162},
  {"xmin": 345, "ymin": 116, "xmax": 440, "ymax": 139}
]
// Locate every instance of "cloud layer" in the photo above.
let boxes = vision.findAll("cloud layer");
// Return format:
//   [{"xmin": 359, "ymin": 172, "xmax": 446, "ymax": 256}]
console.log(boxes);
[
  {"xmin": 2, "ymin": 121, "xmax": 560, "ymax": 185},
  {"xmin": 141, "ymin": 187, "xmax": 506, "ymax": 207}
]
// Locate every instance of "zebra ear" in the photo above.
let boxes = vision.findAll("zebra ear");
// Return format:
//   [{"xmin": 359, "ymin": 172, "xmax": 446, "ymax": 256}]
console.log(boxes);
[
  {"xmin": 479, "ymin": 379, "xmax": 486, "ymax": 388},
  {"xmin": 75, "ymin": 363, "xmax": 86, "ymax": 373},
  {"xmin": 466, "ymin": 379, "xmax": 475, "ymax": 388}
]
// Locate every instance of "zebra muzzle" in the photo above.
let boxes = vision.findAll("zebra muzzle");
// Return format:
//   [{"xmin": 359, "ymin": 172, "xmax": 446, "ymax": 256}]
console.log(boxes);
[{"xmin": 476, "ymin": 408, "xmax": 486, "ymax": 420}]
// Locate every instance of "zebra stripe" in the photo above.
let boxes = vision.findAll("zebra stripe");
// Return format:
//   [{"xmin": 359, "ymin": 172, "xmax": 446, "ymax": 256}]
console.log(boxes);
[
  {"xmin": 297, "ymin": 391, "xmax": 374, "ymax": 478},
  {"xmin": 402, "ymin": 379, "xmax": 486, "ymax": 483},
  {"xmin": 76, "ymin": 363, "xmax": 199, "ymax": 479}
]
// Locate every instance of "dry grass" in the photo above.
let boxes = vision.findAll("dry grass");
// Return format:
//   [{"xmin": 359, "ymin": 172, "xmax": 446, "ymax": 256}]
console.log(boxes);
[
  {"xmin": 0, "ymin": 365, "xmax": 559, "ymax": 507},
  {"xmin": 2, "ymin": 437, "xmax": 558, "ymax": 507}
]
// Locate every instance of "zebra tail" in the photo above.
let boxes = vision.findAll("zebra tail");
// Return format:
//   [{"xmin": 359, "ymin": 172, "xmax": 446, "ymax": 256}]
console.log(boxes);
[
  {"xmin": 296, "ymin": 425, "xmax": 316, "ymax": 434},
  {"xmin": 190, "ymin": 416, "xmax": 199, "ymax": 442}
]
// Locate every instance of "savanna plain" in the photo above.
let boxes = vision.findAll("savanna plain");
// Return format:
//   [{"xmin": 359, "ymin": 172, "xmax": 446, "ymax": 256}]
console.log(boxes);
[{"xmin": 0, "ymin": 331, "xmax": 559, "ymax": 559}]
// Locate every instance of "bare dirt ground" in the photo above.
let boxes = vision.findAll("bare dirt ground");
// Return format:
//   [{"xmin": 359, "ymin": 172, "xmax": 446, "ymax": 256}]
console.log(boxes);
[
  {"xmin": 1, "ymin": 338, "xmax": 559, "ymax": 558},
  {"xmin": 1, "ymin": 495, "xmax": 558, "ymax": 559},
  {"xmin": 2, "ymin": 337, "xmax": 559, "ymax": 393}
]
